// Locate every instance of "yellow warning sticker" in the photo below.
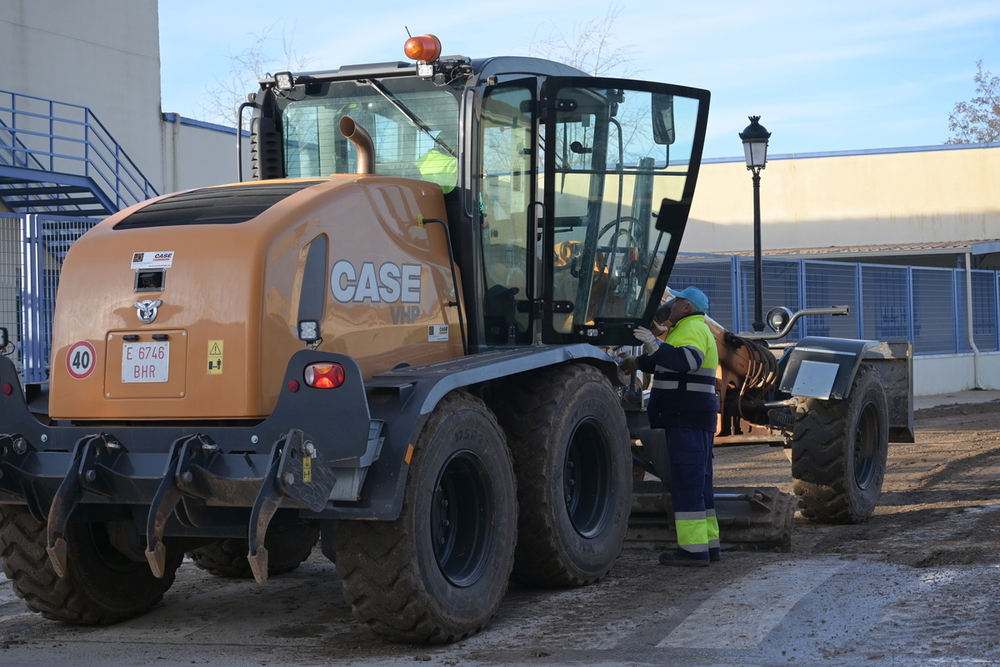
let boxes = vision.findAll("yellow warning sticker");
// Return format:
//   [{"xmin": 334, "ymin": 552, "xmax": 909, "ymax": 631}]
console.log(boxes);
[
  {"xmin": 207, "ymin": 340, "xmax": 224, "ymax": 375},
  {"xmin": 302, "ymin": 456, "xmax": 312, "ymax": 483}
]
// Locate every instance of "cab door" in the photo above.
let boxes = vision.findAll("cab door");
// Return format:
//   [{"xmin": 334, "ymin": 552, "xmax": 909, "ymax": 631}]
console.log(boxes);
[
  {"xmin": 478, "ymin": 79, "xmax": 538, "ymax": 345},
  {"xmin": 538, "ymin": 77, "xmax": 710, "ymax": 346}
]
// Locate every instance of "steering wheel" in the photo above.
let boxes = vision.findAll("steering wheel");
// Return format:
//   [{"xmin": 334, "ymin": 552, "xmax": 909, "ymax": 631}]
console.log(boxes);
[
  {"xmin": 595, "ymin": 217, "xmax": 645, "ymax": 304},
  {"xmin": 598, "ymin": 216, "xmax": 641, "ymax": 250}
]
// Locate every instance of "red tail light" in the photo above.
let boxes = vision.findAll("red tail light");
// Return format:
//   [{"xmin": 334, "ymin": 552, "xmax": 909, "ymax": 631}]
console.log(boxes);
[{"xmin": 304, "ymin": 362, "xmax": 345, "ymax": 389}]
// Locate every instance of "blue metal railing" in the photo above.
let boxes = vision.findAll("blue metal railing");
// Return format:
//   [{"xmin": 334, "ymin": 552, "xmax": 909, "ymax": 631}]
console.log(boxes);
[{"xmin": 0, "ymin": 89, "xmax": 158, "ymax": 213}]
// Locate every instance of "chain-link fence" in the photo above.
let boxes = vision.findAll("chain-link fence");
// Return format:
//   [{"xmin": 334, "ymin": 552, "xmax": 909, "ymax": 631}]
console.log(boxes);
[{"xmin": 671, "ymin": 255, "xmax": 999, "ymax": 356}]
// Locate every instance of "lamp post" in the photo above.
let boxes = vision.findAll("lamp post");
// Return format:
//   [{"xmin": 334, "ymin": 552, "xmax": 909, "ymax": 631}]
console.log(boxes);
[{"xmin": 739, "ymin": 115, "xmax": 771, "ymax": 332}]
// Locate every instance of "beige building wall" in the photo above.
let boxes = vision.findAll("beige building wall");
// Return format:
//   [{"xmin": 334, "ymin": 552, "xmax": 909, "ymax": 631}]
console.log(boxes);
[
  {"xmin": 160, "ymin": 116, "xmax": 251, "ymax": 196},
  {"xmin": 0, "ymin": 0, "xmax": 165, "ymax": 190},
  {"xmin": 686, "ymin": 144, "xmax": 1000, "ymax": 254},
  {"xmin": 0, "ymin": 1, "xmax": 241, "ymax": 198}
]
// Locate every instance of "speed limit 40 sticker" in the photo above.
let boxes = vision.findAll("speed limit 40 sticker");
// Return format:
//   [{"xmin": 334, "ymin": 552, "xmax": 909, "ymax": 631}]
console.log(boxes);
[{"xmin": 66, "ymin": 341, "xmax": 97, "ymax": 379}]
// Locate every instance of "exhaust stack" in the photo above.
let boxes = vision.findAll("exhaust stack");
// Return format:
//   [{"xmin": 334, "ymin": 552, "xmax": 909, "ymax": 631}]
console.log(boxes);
[{"xmin": 339, "ymin": 116, "xmax": 375, "ymax": 175}]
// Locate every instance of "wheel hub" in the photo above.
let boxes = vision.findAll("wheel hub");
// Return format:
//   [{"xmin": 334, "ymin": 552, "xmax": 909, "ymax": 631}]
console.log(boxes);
[
  {"xmin": 431, "ymin": 450, "xmax": 493, "ymax": 587},
  {"xmin": 854, "ymin": 401, "xmax": 880, "ymax": 489},
  {"xmin": 563, "ymin": 418, "xmax": 612, "ymax": 538}
]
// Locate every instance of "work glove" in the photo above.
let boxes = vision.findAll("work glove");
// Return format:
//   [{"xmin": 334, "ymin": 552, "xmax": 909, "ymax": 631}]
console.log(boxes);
[
  {"xmin": 634, "ymin": 326, "xmax": 660, "ymax": 355},
  {"xmin": 619, "ymin": 355, "xmax": 639, "ymax": 375}
]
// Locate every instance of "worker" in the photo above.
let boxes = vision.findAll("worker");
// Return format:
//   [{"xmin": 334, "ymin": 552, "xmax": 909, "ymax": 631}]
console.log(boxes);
[
  {"xmin": 415, "ymin": 130, "xmax": 458, "ymax": 193},
  {"xmin": 633, "ymin": 286, "xmax": 720, "ymax": 567}
]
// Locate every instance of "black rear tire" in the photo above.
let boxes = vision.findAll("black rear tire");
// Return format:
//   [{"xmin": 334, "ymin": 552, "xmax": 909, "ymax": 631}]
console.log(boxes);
[
  {"xmin": 187, "ymin": 521, "xmax": 319, "ymax": 578},
  {"xmin": 0, "ymin": 506, "xmax": 181, "ymax": 624},
  {"xmin": 333, "ymin": 392, "xmax": 517, "ymax": 643},
  {"xmin": 790, "ymin": 363, "xmax": 889, "ymax": 523},
  {"xmin": 492, "ymin": 363, "xmax": 631, "ymax": 587}
]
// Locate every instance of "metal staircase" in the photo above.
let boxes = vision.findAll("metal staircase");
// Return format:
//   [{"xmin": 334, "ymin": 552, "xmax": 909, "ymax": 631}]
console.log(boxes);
[{"xmin": 0, "ymin": 90, "xmax": 158, "ymax": 217}]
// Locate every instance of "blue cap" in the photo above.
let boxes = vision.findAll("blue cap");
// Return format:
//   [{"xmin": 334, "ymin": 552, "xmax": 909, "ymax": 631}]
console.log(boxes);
[{"xmin": 667, "ymin": 286, "xmax": 709, "ymax": 312}]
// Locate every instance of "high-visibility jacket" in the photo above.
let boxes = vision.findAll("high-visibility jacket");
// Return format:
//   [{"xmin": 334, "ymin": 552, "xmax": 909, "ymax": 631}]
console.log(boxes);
[
  {"xmin": 415, "ymin": 149, "xmax": 457, "ymax": 193},
  {"xmin": 637, "ymin": 312, "xmax": 719, "ymax": 432}
]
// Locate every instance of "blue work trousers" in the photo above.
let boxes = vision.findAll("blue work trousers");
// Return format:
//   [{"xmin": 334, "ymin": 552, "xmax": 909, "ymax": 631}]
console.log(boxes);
[{"xmin": 666, "ymin": 427, "xmax": 716, "ymax": 554}]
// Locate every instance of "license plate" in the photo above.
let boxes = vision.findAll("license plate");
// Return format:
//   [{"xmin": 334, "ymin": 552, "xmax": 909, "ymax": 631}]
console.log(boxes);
[{"xmin": 122, "ymin": 342, "xmax": 169, "ymax": 383}]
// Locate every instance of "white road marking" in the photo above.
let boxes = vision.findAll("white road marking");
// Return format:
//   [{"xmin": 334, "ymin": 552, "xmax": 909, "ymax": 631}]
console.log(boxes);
[
  {"xmin": 657, "ymin": 557, "xmax": 847, "ymax": 650},
  {"xmin": 0, "ymin": 570, "xmax": 21, "ymax": 604}
]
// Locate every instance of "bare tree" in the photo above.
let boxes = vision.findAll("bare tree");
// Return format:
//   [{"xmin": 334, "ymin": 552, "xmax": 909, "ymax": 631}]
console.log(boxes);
[
  {"xmin": 528, "ymin": 2, "xmax": 638, "ymax": 77},
  {"xmin": 946, "ymin": 60, "xmax": 1000, "ymax": 144},
  {"xmin": 200, "ymin": 24, "xmax": 311, "ymax": 128}
]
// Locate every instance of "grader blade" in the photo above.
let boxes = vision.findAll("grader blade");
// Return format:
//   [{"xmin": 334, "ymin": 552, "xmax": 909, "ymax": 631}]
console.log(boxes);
[{"xmin": 628, "ymin": 480, "xmax": 797, "ymax": 552}]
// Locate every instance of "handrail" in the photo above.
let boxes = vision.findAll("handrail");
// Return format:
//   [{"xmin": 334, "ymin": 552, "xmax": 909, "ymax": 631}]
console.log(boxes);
[{"xmin": 0, "ymin": 89, "xmax": 158, "ymax": 213}]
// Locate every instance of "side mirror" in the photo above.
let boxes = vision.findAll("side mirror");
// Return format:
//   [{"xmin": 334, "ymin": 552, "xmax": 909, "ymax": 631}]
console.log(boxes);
[{"xmin": 652, "ymin": 94, "xmax": 676, "ymax": 145}]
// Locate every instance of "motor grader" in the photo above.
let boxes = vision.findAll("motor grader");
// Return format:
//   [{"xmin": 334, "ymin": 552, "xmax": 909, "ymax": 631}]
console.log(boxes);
[{"xmin": 0, "ymin": 34, "xmax": 910, "ymax": 644}]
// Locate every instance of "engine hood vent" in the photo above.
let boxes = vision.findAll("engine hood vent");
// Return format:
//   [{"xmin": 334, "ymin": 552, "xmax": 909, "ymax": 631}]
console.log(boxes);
[{"xmin": 113, "ymin": 181, "xmax": 326, "ymax": 229}]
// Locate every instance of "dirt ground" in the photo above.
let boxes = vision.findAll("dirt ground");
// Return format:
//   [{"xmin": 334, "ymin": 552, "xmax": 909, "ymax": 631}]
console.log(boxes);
[
  {"xmin": 1, "ymin": 399, "xmax": 999, "ymax": 666},
  {"xmin": 712, "ymin": 398, "xmax": 1000, "ymax": 566}
]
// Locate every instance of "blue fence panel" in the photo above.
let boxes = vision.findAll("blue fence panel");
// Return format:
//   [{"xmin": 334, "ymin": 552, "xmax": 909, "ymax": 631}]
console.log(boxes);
[
  {"xmin": 0, "ymin": 214, "xmax": 22, "ymax": 376},
  {"xmin": 970, "ymin": 270, "xmax": 998, "ymax": 352},
  {"xmin": 803, "ymin": 260, "xmax": 860, "ymax": 339},
  {"xmin": 670, "ymin": 257, "xmax": 738, "ymax": 330},
  {"xmin": 34, "ymin": 216, "xmax": 98, "ymax": 378},
  {"xmin": 0, "ymin": 213, "xmax": 96, "ymax": 383},
  {"xmin": 739, "ymin": 258, "xmax": 802, "ymax": 337},
  {"xmin": 860, "ymin": 265, "xmax": 910, "ymax": 343},
  {"xmin": 911, "ymin": 267, "xmax": 957, "ymax": 354}
]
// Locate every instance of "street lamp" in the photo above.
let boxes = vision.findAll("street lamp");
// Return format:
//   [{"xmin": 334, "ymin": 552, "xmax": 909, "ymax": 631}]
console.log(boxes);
[{"xmin": 739, "ymin": 115, "xmax": 771, "ymax": 332}]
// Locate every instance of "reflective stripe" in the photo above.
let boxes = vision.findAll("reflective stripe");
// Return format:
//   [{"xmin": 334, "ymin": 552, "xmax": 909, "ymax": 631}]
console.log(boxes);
[
  {"xmin": 682, "ymin": 347, "xmax": 698, "ymax": 371},
  {"xmin": 656, "ymin": 366, "xmax": 715, "ymax": 377},
  {"xmin": 675, "ymin": 511, "xmax": 707, "ymax": 522},
  {"xmin": 652, "ymin": 379, "xmax": 716, "ymax": 393},
  {"xmin": 707, "ymin": 514, "xmax": 720, "ymax": 550}
]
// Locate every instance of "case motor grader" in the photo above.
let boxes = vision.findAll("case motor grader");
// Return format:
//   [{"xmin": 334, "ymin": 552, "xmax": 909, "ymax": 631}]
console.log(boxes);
[{"xmin": 0, "ymin": 34, "xmax": 909, "ymax": 643}]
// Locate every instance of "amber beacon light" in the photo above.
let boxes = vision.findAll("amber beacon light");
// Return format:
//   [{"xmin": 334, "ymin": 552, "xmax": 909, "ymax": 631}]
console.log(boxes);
[{"xmin": 404, "ymin": 34, "xmax": 442, "ymax": 63}]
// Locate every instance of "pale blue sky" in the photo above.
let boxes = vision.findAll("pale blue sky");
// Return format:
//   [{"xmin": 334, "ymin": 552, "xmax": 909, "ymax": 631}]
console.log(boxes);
[{"xmin": 159, "ymin": 0, "xmax": 1000, "ymax": 159}]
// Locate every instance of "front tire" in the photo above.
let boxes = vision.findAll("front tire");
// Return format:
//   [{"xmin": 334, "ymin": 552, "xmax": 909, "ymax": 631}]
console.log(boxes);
[
  {"xmin": 0, "ymin": 506, "xmax": 181, "ymax": 624},
  {"xmin": 493, "ymin": 363, "xmax": 631, "ymax": 587},
  {"xmin": 790, "ymin": 363, "xmax": 889, "ymax": 523},
  {"xmin": 333, "ymin": 392, "xmax": 517, "ymax": 643}
]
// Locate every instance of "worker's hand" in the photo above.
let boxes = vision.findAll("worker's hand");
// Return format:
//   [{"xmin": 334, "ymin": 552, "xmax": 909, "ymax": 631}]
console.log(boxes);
[
  {"xmin": 634, "ymin": 326, "xmax": 660, "ymax": 355},
  {"xmin": 619, "ymin": 355, "xmax": 639, "ymax": 375}
]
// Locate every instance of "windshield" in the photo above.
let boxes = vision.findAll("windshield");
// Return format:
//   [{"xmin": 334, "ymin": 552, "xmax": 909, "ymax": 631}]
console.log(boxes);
[{"xmin": 277, "ymin": 78, "xmax": 461, "ymax": 184}]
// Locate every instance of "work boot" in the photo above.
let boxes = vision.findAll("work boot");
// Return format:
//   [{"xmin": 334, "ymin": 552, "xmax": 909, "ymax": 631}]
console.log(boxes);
[
  {"xmin": 709, "ymin": 547, "xmax": 721, "ymax": 563},
  {"xmin": 658, "ymin": 550, "xmax": 710, "ymax": 567}
]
